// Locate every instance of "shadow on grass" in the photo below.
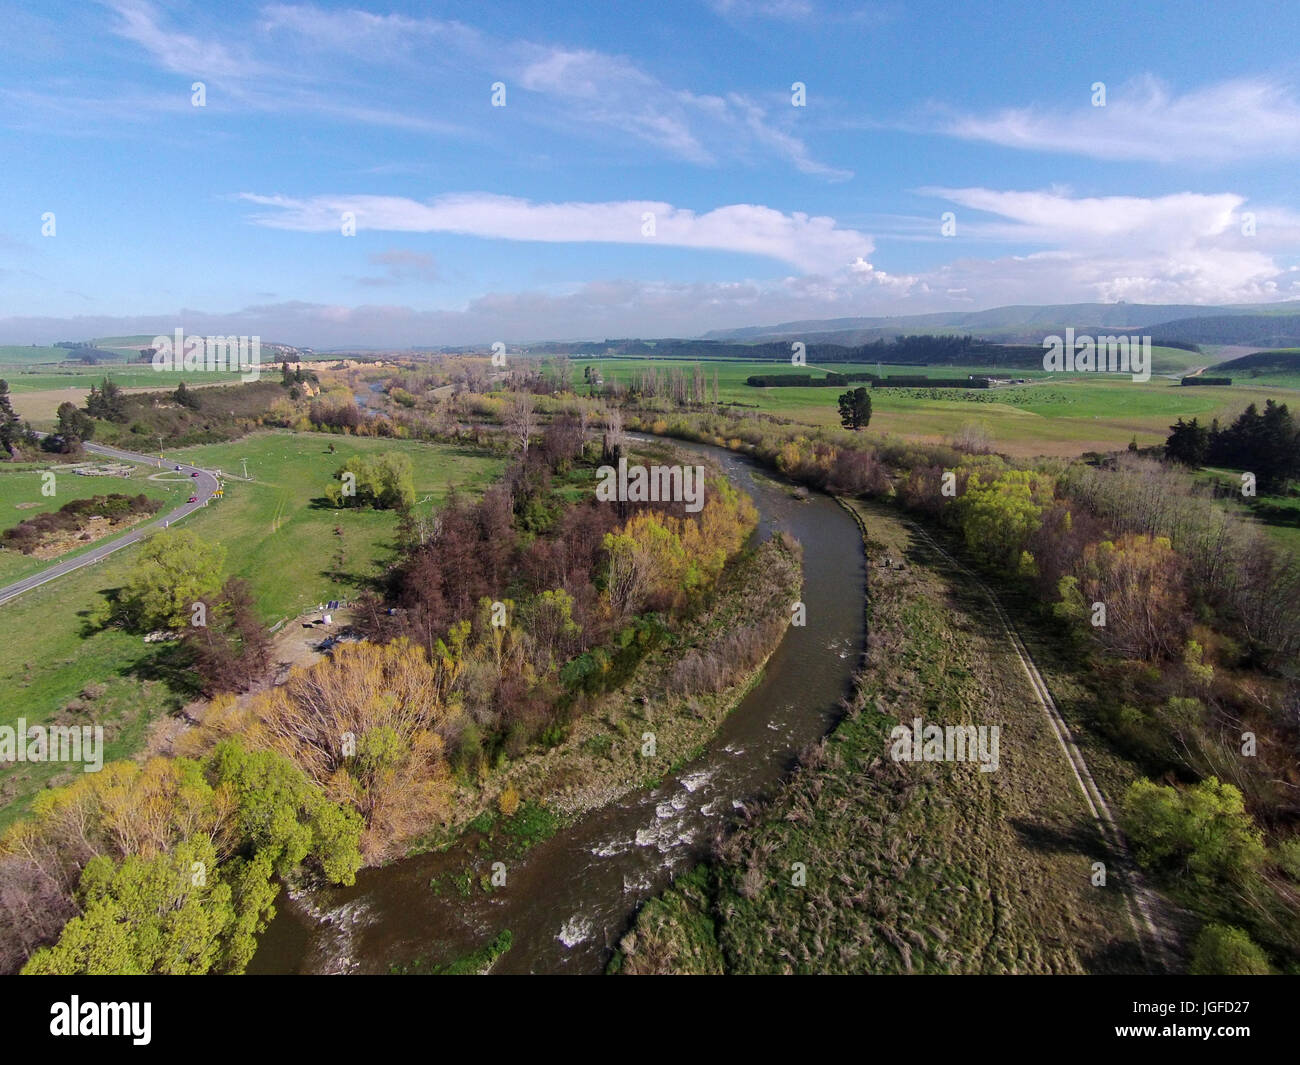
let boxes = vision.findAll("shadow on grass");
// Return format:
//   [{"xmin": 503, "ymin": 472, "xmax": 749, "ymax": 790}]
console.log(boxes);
[
  {"xmin": 1008, "ymin": 815, "xmax": 1110, "ymax": 858},
  {"xmin": 122, "ymin": 639, "xmax": 205, "ymax": 706}
]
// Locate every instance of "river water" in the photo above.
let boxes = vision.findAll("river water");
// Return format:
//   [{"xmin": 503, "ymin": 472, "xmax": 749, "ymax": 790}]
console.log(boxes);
[{"xmin": 249, "ymin": 437, "xmax": 866, "ymax": 974}]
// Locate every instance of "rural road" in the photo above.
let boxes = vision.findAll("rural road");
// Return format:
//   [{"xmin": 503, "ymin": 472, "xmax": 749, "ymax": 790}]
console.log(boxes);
[{"xmin": 0, "ymin": 441, "xmax": 220, "ymax": 608}]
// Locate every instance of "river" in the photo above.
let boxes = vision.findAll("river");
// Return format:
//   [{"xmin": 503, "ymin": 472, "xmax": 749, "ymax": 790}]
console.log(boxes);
[{"xmin": 248, "ymin": 436, "xmax": 867, "ymax": 974}]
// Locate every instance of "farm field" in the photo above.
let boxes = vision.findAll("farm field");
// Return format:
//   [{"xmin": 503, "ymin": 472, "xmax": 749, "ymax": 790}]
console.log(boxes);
[
  {"xmin": 2, "ymin": 367, "xmax": 248, "ymax": 393},
  {"xmin": 7, "ymin": 374, "xmax": 246, "ymax": 424},
  {"xmin": 0, "ymin": 433, "xmax": 504, "ymax": 826},
  {"xmin": 571, "ymin": 357, "xmax": 1300, "ymax": 458}
]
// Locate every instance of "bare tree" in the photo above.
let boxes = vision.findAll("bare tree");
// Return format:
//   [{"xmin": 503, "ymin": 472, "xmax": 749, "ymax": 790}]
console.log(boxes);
[
  {"xmin": 602, "ymin": 404, "xmax": 625, "ymax": 462},
  {"xmin": 505, "ymin": 392, "xmax": 537, "ymax": 454}
]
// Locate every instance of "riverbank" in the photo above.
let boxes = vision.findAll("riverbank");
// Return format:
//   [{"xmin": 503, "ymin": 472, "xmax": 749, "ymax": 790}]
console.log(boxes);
[
  {"xmin": 248, "ymin": 435, "xmax": 858, "ymax": 974},
  {"xmin": 615, "ymin": 497, "xmax": 1147, "ymax": 974}
]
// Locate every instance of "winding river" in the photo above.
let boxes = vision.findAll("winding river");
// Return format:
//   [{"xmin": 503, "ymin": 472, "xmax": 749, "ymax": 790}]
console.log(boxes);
[{"xmin": 249, "ymin": 437, "xmax": 867, "ymax": 974}]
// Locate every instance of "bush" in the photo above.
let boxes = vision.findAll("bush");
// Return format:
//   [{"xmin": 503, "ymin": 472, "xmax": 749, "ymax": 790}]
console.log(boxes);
[
  {"xmin": 1188, "ymin": 924, "xmax": 1271, "ymax": 975},
  {"xmin": 1121, "ymin": 777, "xmax": 1266, "ymax": 887},
  {"xmin": 497, "ymin": 785, "xmax": 521, "ymax": 818}
]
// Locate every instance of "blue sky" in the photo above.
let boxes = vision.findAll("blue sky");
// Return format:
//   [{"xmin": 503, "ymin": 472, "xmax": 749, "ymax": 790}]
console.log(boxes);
[{"xmin": 2, "ymin": 0, "xmax": 1299, "ymax": 347}]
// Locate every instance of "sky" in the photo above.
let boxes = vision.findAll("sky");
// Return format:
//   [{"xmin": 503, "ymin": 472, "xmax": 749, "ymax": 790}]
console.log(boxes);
[{"xmin": 2, "ymin": 0, "xmax": 1299, "ymax": 348}]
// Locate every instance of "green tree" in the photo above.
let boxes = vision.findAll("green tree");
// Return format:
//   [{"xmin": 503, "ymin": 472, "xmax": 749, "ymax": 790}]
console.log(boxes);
[
  {"xmin": 21, "ymin": 836, "xmax": 234, "ymax": 975},
  {"xmin": 0, "ymin": 379, "xmax": 20, "ymax": 455},
  {"xmin": 1188, "ymin": 924, "xmax": 1271, "ymax": 975},
  {"xmin": 1121, "ymin": 776, "xmax": 1266, "ymax": 887},
  {"xmin": 207, "ymin": 739, "xmax": 363, "ymax": 885},
  {"xmin": 1164, "ymin": 416, "xmax": 1210, "ymax": 466},
  {"xmin": 85, "ymin": 377, "xmax": 128, "ymax": 422},
  {"xmin": 955, "ymin": 470, "xmax": 1051, "ymax": 572},
  {"xmin": 120, "ymin": 528, "xmax": 225, "ymax": 630},
  {"xmin": 326, "ymin": 451, "xmax": 415, "ymax": 510},
  {"xmin": 52, "ymin": 401, "xmax": 95, "ymax": 451},
  {"xmin": 837, "ymin": 387, "xmax": 872, "ymax": 431},
  {"xmin": 173, "ymin": 380, "xmax": 201, "ymax": 410}
]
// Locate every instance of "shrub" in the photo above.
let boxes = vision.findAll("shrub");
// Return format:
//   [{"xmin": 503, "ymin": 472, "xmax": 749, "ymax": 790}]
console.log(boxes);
[{"xmin": 1188, "ymin": 924, "xmax": 1271, "ymax": 975}]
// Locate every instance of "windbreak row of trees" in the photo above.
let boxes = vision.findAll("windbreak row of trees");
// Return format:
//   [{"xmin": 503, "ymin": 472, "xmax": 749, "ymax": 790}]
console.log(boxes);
[{"xmin": 1165, "ymin": 400, "xmax": 1300, "ymax": 491}]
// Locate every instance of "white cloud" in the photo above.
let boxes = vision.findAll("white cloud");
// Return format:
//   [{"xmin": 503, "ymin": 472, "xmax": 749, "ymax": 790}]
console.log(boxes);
[
  {"xmin": 944, "ymin": 75, "xmax": 1300, "ymax": 163},
  {"xmin": 107, "ymin": 0, "xmax": 266, "ymax": 79},
  {"xmin": 915, "ymin": 186, "xmax": 1299, "ymax": 305},
  {"xmin": 239, "ymin": 191, "xmax": 875, "ymax": 273}
]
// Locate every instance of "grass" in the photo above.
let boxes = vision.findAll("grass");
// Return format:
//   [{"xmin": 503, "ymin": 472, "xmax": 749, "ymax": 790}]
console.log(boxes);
[
  {"xmin": 1191, "ymin": 468, "xmax": 1300, "ymax": 552},
  {"xmin": 0, "ymin": 464, "xmax": 177, "ymax": 585},
  {"xmin": 0, "ymin": 432, "xmax": 504, "ymax": 828},
  {"xmin": 4, "ymin": 368, "xmax": 247, "ymax": 394},
  {"xmin": 162, "ymin": 432, "xmax": 505, "ymax": 622},
  {"xmin": 571, "ymin": 356, "xmax": 1300, "ymax": 458},
  {"xmin": 616, "ymin": 500, "xmax": 1144, "ymax": 974},
  {"xmin": 390, "ymin": 929, "xmax": 513, "ymax": 975}
]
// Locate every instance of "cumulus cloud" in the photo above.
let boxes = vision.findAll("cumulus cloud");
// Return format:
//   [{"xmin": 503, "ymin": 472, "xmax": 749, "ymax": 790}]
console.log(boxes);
[{"xmin": 916, "ymin": 186, "xmax": 1300, "ymax": 304}]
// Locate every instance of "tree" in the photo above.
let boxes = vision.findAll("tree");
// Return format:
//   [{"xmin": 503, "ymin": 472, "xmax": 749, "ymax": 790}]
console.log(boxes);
[
  {"xmin": 120, "ymin": 528, "xmax": 225, "ymax": 631},
  {"xmin": 956, "ymin": 470, "xmax": 1052, "ymax": 572},
  {"xmin": 1164, "ymin": 417, "xmax": 1209, "ymax": 466},
  {"xmin": 48, "ymin": 402, "xmax": 94, "ymax": 452},
  {"xmin": 1121, "ymin": 776, "xmax": 1265, "ymax": 887},
  {"xmin": 837, "ymin": 387, "xmax": 872, "ymax": 431},
  {"xmin": 173, "ymin": 380, "xmax": 201, "ymax": 410},
  {"xmin": 183, "ymin": 579, "xmax": 272, "ymax": 694},
  {"xmin": 1078, "ymin": 534, "xmax": 1187, "ymax": 660},
  {"xmin": 13, "ymin": 740, "xmax": 362, "ymax": 975},
  {"xmin": 505, "ymin": 392, "xmax": 537, "ymax": 454},
  {"xmin": 85, "ymin": 377, "xmax": 128, "ymax": 423},
  {"xmin": 21, "ymin": 837, "xmax": 235, "ymax": 975},
  {"xmin": 0, "ymin": 380, "xmax": 20, "ymax": 456},
  {"xmin": 1208, "ymin": 400, "xmax": 1300, "ymax": 492},
  {"xmin": 326, "ymin": 451, "xmax": 415, "ymax": 510},
  {"xmin": 1188, "ymin": 924, "xmax": 1271, "ymax": 975}
]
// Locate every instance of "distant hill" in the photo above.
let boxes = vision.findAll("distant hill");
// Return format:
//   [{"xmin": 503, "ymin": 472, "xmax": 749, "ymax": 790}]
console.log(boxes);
[
  {"xmin": 1217, "ymin": 349, "xmax": 1300, "ymax": 373},
  {"xmin": 1142, "ymin": 317, "xmax": 1300, "ymax": 348},
  {"xmin": 527, "ymin": 335, "xmax": 1051, "ymax": 367},
  {"xmin": 702, "ymin": 301, "xmax": 1300, "ymax": 347}
]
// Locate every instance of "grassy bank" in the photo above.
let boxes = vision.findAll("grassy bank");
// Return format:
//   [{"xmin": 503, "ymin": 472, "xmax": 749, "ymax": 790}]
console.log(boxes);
[{"xmin": 614, "ymin": 499, "xmax": 1144, "ymax": 974}]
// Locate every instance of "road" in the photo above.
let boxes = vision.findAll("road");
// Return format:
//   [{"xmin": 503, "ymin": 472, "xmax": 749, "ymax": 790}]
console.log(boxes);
[{"xmin": 0, "ymin": 441, "xmax": 220, "ymax": 608}]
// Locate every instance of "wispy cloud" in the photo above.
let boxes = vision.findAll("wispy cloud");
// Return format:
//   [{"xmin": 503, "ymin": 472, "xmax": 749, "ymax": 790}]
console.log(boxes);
[
  {"xmin": 239, "ymin": 191, "xmax": 875, "ymax": 273},
  {"xmin": 94, "ymin": 1, "xmax": 846, "ymax": 177},
  {"xmin": 358, "ymin": 248, "xmax": 440, "ymax": 287},
  {"xmin": 943, "ymin": 75, "xmax": 1300, "ymax": 163}
]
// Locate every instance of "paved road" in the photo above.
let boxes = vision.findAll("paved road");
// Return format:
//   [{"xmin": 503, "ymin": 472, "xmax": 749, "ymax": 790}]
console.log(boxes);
[{"xmin": 0, "ymin": 442, "xmax": 220, "ymax": 608}]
